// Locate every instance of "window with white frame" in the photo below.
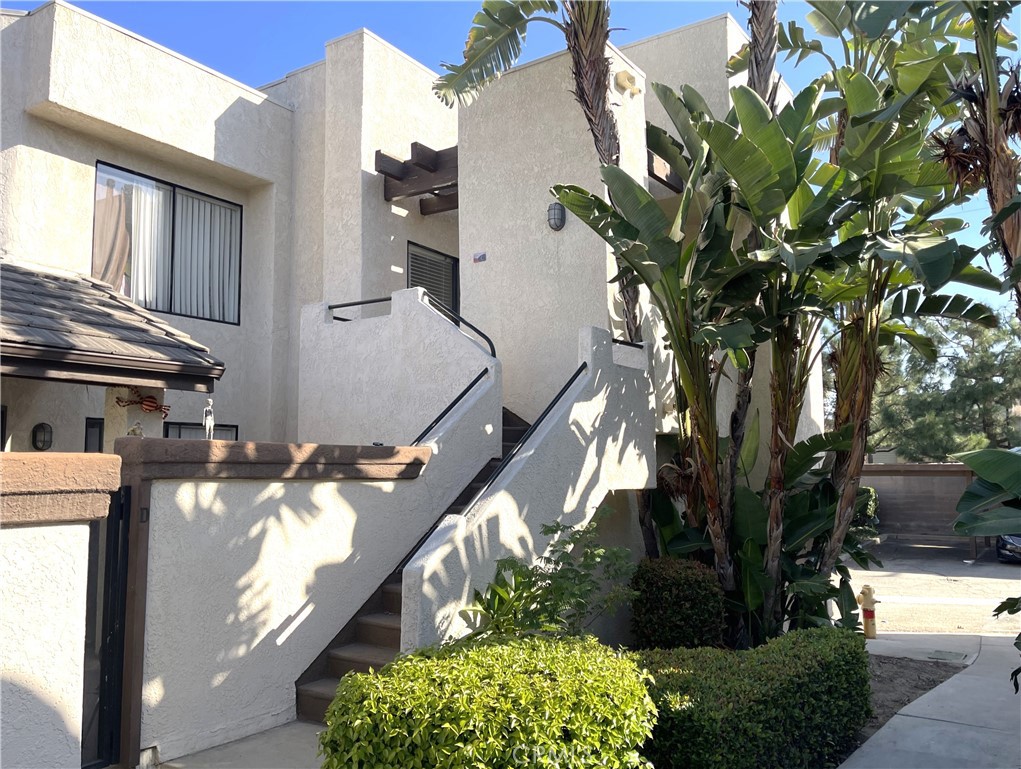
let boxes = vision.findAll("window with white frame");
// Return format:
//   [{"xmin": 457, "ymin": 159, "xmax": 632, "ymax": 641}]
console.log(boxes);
[{"xmin": 92, "ymin": 163, "xmax": 242, "ymax": 324}]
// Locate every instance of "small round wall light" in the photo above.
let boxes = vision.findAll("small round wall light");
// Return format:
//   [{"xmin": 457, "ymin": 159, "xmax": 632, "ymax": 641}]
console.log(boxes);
[
  {"xmin": 31, "ymin": 422, "xmax": 53, "ymax": 451},
  {"xmin": 547, "ymin": 201, "xmax": 567, "ymax": 231}
]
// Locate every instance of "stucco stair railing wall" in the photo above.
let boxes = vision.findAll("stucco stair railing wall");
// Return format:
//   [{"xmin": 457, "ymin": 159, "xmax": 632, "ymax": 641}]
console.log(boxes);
[
  {"xmin": 297, "ymin": 287, "xmax": 500, "ymax": 447},
  {"xmin": 402, "ymin": 326, "xmax": 656, "ymax": 651},
  {"xmin": 134, "ymin": 290, "xmax": 502, "ymax": 762}
]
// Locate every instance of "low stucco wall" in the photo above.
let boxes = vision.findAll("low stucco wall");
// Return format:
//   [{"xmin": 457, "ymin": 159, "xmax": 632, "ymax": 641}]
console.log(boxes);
[
  {"xmin": 402, "ymin": 327, "xmax": 655, "ymax": 650},
  {"xmin": 0, "ymin": 452, "xmax": 119, "ymax": 769},
  {"xmin": 131, "ymin": 365, "xmax": 501, "ymax": 762},
  {"xmin": 860, "ymin": 463, "xmax": 974, "ymax": 538},
  {"xmin": 298, "ymin": 287, "xmax": 499, "ymax": 445}
]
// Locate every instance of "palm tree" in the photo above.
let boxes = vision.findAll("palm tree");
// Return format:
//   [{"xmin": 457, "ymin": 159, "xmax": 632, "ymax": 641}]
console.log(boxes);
[
  {"xmin": 434, "ymin": 0, "xmax": 642, "ymax": 341},
  {"xmin": 935, "ymin": 1, "xmax": 1021, "ymax": 318}
]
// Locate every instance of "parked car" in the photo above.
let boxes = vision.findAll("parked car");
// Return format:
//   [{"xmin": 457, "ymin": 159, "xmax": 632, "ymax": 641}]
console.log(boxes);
[{"xmin": 996, "ymin": 534, "xmax": 1021, "ymax": 564}]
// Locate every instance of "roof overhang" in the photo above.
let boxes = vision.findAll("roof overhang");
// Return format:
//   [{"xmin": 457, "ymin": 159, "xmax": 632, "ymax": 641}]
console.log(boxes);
[
  {"xmin": 1, "ymin": 259, "xmax": 226, "ymax": 393},
  {"xmin": 1, "ymin": 344, "xmax": 225, "ymax": 393}
]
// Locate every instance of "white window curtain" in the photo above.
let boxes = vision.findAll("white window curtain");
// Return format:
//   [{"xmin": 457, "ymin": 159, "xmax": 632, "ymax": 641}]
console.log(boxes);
[
  {"xmin": 128, "ymin": 178, "xmax": 172, "ymax": 311},
  {"xmin": 173, "ymin": 191, "xmax": 241, "ymax": 323}
]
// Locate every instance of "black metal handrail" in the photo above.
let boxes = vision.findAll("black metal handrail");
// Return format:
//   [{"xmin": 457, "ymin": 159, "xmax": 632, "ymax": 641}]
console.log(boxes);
[
  {"xmin": 412, "ymin": 368, "xmax": 490, "ymax": 445},
  {"xmin": 459, "ymin": 361, "xmax": 590, "ymax": 516},
  {"xmin": 327, "ymin": 292, "xmax": 496, "ymax": 358},
  {"xmin": 611, "ymin": 337, "xmax": 644, "ymax": 350}
]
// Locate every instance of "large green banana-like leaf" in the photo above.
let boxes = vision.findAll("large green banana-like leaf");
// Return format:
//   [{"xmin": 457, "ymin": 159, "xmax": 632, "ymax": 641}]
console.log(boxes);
[
  {"xmin": 805, "ymin": 1, "xmax": 851, "ymax": 39},
  {"xmin": 600, "ymin": 166, "xmax": 671, "ymax": 243},
  {"xmin": 731, "ymin": 86, "xmax": 798, "ymax": 197},
  {"xmin": 434, "ymin": 0, "xmax": 561, "ymax": 107},
  {"xmin": 550, "ymin": 184, "xmax": 637, "ymax": 250},
  {"xmin": 698, "ymin": 121, "xmax": 786, "ymax": 224},
  {"xmin": 955, "ymin": 448, "xmax": 1021, "ymax": 498},
  {"xmin": 852, "ymin": 1, "xmax": 920, "ymax": 39},
  {"xmin": 784, "ymin": 425, "xmax": 854, "ymax": 487},
  {"xmin": 739, "ymin": 409, "xmax": 761, "ymax": 479},
  {"xmin": 777, "ymin": 84, "xmax": 823, "ymax": 175},
  {"xmin": 651, "ymin": 82, "xmax": 706, "ymax": 167},
  {"xmin": 734, "ymin": 486, "xmax": 768, "ymax": 547},
  {"xmin": 874, "ymin": 234, "xmax": 961, "ymax": 289},
  {"xmin": 878, "ymin": 320, "xmax": 938, "ymax": 361},
  {"xmin": 889, "ymin": 288, "xmax": 998, "ymax": 327}
]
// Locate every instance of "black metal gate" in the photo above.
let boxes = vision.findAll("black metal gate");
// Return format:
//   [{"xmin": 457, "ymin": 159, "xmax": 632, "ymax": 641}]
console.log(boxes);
[{"xmin": 82, "ymin": 486, "xmax": 130, "ymax": 769}]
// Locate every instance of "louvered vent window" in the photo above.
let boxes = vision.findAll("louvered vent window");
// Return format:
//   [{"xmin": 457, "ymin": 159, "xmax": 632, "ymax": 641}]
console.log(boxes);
[{"xmin": 408, "ymin": 243, "xmax": 458, "ymax": 312}]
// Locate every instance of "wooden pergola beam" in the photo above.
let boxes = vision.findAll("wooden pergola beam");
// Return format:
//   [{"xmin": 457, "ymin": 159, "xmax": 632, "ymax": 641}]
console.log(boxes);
[
  {"xmin": 383, "ymin": 146, "xmax": 458, "ymax": 201},
  {"xmin": 374, "ymin": 150, "xmax": 407, "ymax": 181},
  {"xmin": 420, "ymin": 191, "xmax": 458, "ymax": 216},
  {"xmin": 410, "ymin": 142, "xmax": 439, "ymax": 172},
  {"xmin": 648, "ymin": 149, "xmax": 684, "ymax": 194}
]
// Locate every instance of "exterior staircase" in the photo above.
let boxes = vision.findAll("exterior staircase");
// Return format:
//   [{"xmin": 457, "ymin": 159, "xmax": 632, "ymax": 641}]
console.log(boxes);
[{"xmin": 295, "ymin": 407, "xmax": 530, "ymax": 723}]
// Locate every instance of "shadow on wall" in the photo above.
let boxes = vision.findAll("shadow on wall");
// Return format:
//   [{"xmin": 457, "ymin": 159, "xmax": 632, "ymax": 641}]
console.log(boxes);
[
  {"xmin": 412, "ymin": 331, "xmax": 653, "ymax": 646},
  {"xmin": 137, "ymin": 432, "xmax": 488, "ymax": 761},
  {"xmin": 1, "ymin": 676, "xmax": 81, "ymax": 769}
]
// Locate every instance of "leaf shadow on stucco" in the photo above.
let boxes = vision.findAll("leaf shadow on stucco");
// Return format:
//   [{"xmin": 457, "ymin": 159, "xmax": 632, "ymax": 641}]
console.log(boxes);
[
  {"xmin": 133, "ymin": 438, "xmax": 436, "ymax": 757},
  {"xmin": 414, "ymin": 335, "xmax": 655, "ymax": 646},
  {"xmin": 1, "ymin": 676, "xmax": 82, "ymax": 768}
]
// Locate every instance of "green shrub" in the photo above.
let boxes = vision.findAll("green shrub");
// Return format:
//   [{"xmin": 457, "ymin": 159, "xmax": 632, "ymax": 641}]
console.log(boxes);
[
  {"xmin": 853, "ymin": 486, "xmax": 880, "ymax": 531},
  {"xmin": 319, "ymin": 635, "xmax": 656, "ymax": 768},
  {"xmin": 637, "ymin": 627, "xmax": 871, "ymax": 769},
  {"xmin": 630, "ymin": 558, "xmax": 725, "ymax": 649}
]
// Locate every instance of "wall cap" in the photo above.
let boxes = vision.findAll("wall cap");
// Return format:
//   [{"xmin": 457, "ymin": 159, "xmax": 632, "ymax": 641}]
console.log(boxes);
[
  {"xmin": 0, "ymin": 453, "xmax": 122, "ymax": 525},
  {"xmin": 114, "ymin": 437, "xmax": 431, "ymax": 481}
]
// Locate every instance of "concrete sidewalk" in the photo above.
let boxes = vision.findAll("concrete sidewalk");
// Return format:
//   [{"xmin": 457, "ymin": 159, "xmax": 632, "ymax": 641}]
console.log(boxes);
[
  {"xmin": 840, "ymin": 633, "xmax": 1021, "ymax": 769},
  {"xmin": 162, "ymin": 721, "xmax": 322, "ymax": 769}
]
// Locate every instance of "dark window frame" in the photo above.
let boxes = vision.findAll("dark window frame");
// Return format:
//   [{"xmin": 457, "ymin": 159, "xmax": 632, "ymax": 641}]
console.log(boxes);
[
  {"xmin": 85, "ymin": 417, "xmax": 105, "ymax": 453},
  {"xmin": 92, "ymin": 161, "xmax": 244, "ymax": 327},
  {"xmin": 407, "ymin": 241, "xmax": 459, "ymax": 314},
  {"xmin": 163, "ymin": 421, "xmax": 239, "ymax": 441}
]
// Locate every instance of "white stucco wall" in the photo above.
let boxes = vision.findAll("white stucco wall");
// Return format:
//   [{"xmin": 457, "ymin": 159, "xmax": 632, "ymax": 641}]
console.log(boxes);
[
  {"xmin": 402, "ymin": 327, "xmax": 655, "ymax": 650},
  {"xmin": 0, "ymin": 377, "xmax": 104, "ymax": 452},
  {"xmin": 140, "ymin": 367, "xmax": 500, "ymax": 761},
  {"xmin": 1, "ymin": 3, "xmax": 293, "ymax": 442},
  {"xmin": 457, "ymin": 45, "xmax": 647, "ymax": 422},
  {"xmin": 297, "ymin": 288, "xmax": 499, "ymax": 445},
  {"xmin": 1, "ymin": 523, "xmax": 90, "ymax": 769}
]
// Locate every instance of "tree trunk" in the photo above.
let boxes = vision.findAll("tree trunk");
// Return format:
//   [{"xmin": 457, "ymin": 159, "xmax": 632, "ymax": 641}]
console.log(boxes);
[
  {"xmin": 745, "ymin": 0, "xmax": 779, "ymax": 111},
  {"xmin": 563, "ymin": 0, "xmax": 643, "ymax": 344}
]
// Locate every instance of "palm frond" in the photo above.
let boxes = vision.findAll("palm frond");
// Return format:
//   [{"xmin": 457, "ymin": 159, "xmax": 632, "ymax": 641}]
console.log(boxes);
[
  {"xmin": 433, "ymin": 0, "xmax": 562, "ymax": 108},
  {"xmin": 811, "ymin": 116, "xmax": 841, "ymax": 152}
]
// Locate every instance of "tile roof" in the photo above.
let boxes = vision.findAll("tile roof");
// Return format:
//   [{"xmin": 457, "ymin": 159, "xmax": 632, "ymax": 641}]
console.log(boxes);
[{"xmin": 1, "ymin": 258, "xmax": 225, "ymax": 391}]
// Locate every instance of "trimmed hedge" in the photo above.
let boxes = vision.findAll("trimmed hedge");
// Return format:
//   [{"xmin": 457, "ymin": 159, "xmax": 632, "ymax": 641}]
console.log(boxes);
[
  {"xmin": 319, "ymin": 635, "xmax": 656, "ymax": 768},
  {"xmin": 637, "ymin": 627, "xmax": 871, "ymax": 769},
  {"xmin": 631, "ymin": 558, "xmax": 725, "ymax": 649}
]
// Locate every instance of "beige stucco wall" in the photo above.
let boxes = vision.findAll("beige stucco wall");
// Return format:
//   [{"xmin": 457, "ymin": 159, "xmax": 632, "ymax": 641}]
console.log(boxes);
[
  {"xmin": 1, "ymin": 523, "xmax": 90, "ymax": 769},
  {"xmin": 139, "ymin": 406, "xmax": 498, "ymax": 761},
  {"xmin": 1, "ymin": 2, "xmax": 293, "ymax": 441},
  {"xmin": 298, "ymin": 288, "xmax": 500, "ymax": 445},
  {"xmin": 0, "ymin": 377, "xmax": 104, "ymax": 451},
  {"xmin": 457, "ymin": 45, "xmax": 647, "ymax": 422},
  {"xmin": 403, "ymin": 327, "xmax": 655, "ymax": 649}
]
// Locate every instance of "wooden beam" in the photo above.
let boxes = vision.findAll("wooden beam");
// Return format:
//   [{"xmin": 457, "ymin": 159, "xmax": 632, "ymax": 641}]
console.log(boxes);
[
  {"xmin": 374, "ymin": 150, "xmax": 407, "ymax": 181},
  {"xmin": 648, "ymin": 149, "xmax": 684, "ymax": 194},
  {"xmin": 410, "ymin": 142, "xmax": 439, "ymax": 172},
  {"xmin": 384, "ymin": 146, "xmax": 458, "ymax": 201},
  {"xmin": 420, "ymin": 191, "xmax": 459, "ymax": 216}
]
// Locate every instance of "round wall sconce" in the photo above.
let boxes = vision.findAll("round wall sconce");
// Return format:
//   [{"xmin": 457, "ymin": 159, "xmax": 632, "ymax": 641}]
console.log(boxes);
[
  {"xmin": 547, "ymin": 201, "xmax": 567, "ymax": 231},
  {"xmin": 31, "ymin": 422, "xmax": 53, "ymax": 451}
]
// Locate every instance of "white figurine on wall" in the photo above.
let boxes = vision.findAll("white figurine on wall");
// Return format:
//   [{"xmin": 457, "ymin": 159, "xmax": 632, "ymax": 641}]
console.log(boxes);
[
  {"xmin": 202, "ymin": 398, "xmax": 215, "ymax": 440},
  {"xmin": 126, "ymin": 420, "xmax": 144, "ymax": 437}
]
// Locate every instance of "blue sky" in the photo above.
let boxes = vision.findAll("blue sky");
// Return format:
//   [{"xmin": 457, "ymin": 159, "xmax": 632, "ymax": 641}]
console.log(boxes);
[{"xmin": 3, "ymin": 0, "xmax": 1011, "ymax": 310}]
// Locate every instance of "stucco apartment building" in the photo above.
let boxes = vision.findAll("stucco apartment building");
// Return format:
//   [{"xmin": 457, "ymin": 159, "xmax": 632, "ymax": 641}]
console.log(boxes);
[{"xmin": 1, "ymin": 3, "xmax": 821, "ymax": 768}]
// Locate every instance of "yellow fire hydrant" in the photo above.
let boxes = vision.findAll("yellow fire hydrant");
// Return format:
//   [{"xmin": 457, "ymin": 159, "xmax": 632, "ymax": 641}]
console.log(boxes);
[{"xmin": 856, "ymin": 584, "xmax": 879, "ymax": 639}]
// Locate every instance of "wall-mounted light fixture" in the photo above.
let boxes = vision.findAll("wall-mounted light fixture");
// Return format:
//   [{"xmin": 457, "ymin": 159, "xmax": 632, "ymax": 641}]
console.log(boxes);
[
  {"xmin": 547, "ymin": 201, "xmax": 567, "ymax": 231},
  {"xmin": 31, "ymin": 422, "xmax": 53, "ymax": 451}
]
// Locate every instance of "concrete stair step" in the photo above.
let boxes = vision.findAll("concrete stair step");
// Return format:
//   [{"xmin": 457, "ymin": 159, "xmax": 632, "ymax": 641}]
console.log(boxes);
[
  {"xmin": 355, "ymin": 612, "xmax": 401, "ymax": 648},
  {"xmin": 328, "ymin": 642, "xmax": 398, "ymax": 677},
  {"xmin": 296, "ymin": 677, "xmax": 340, "ymax": 723},
  {"xmin": 381, "ymin": 582, "xmax": 402, "ymax": 614}
]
